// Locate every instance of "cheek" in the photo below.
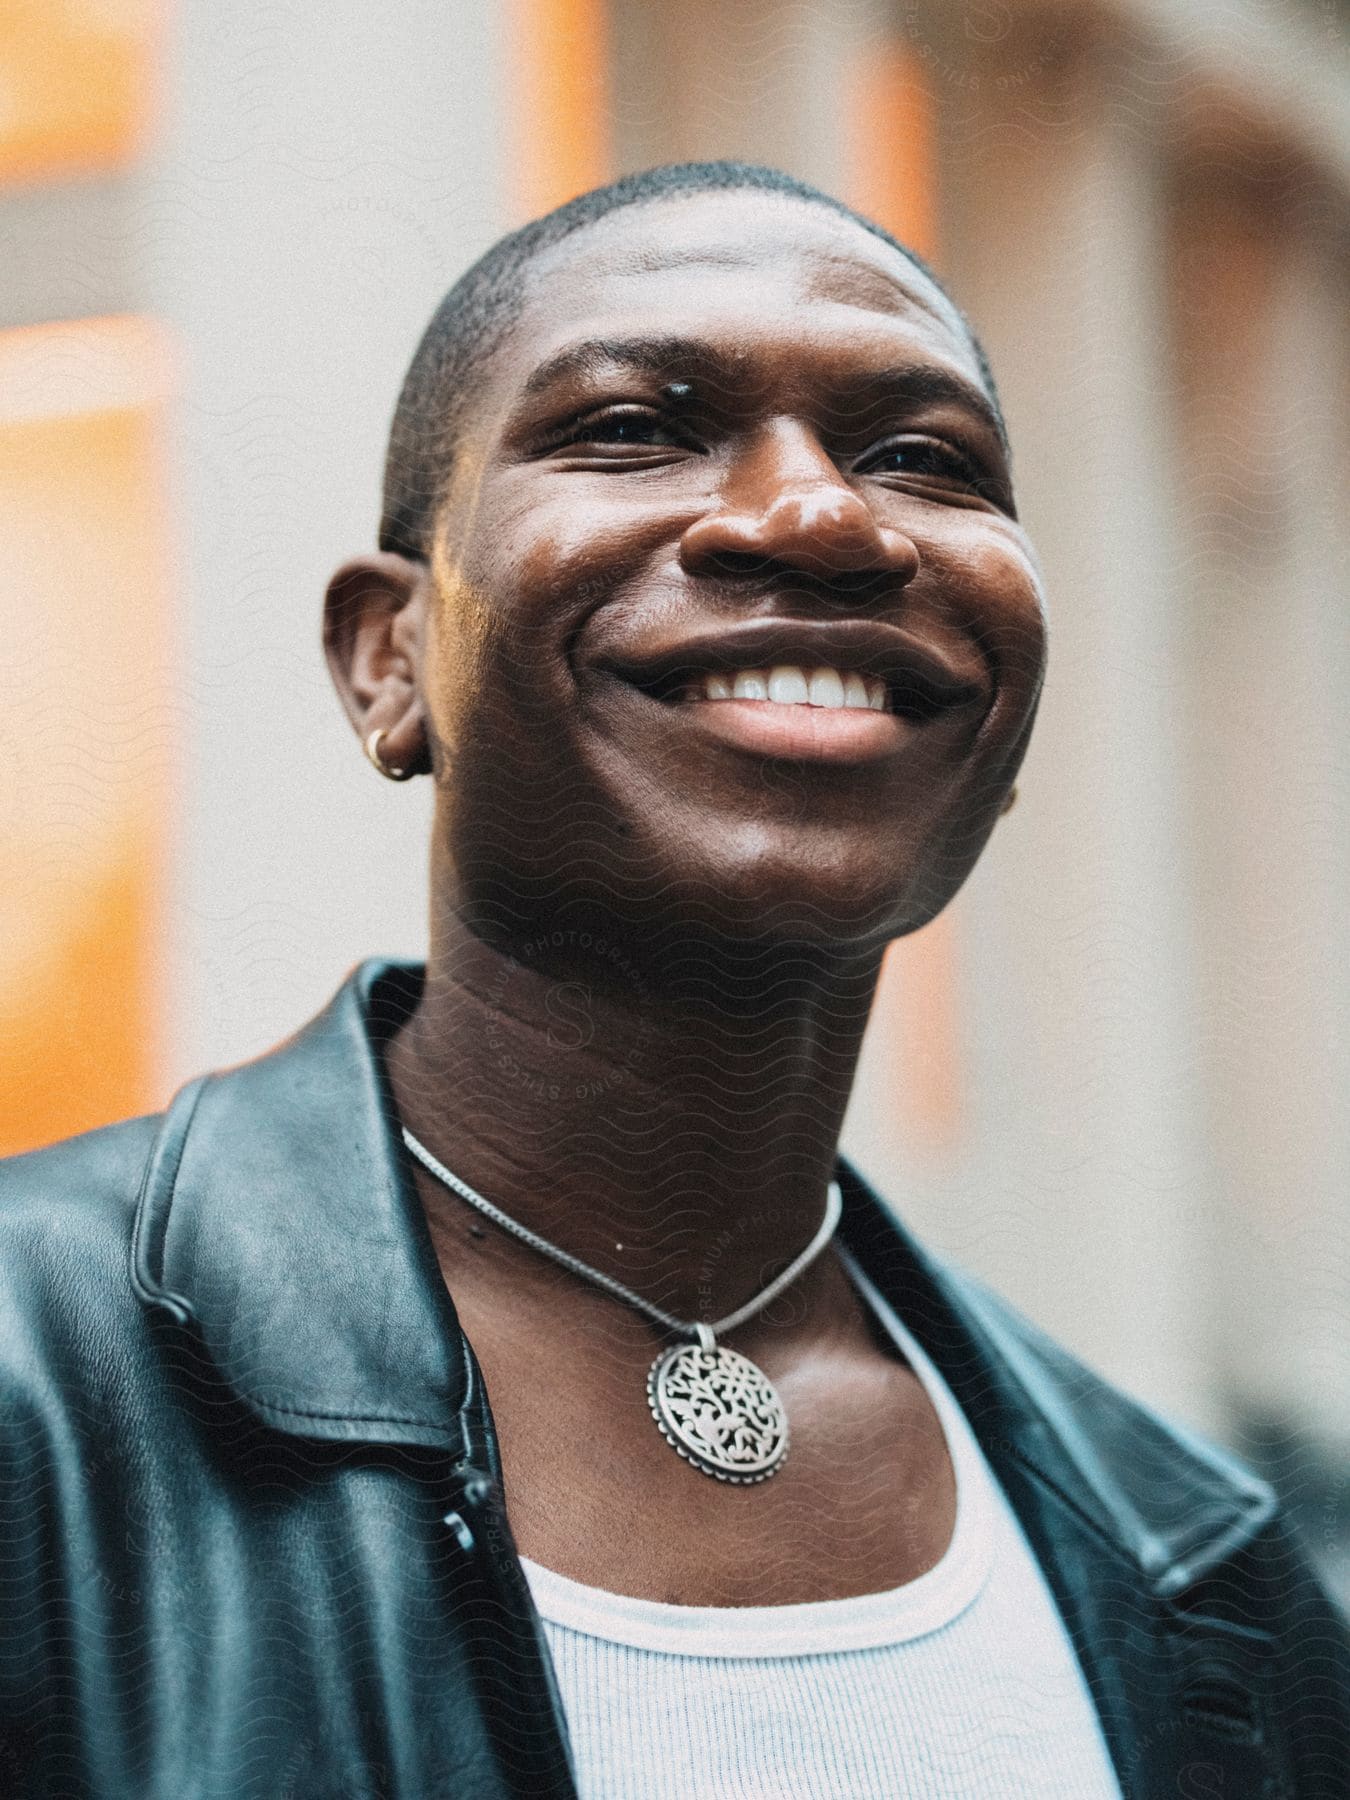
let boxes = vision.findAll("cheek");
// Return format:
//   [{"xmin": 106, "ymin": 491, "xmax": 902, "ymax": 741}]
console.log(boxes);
[
  {"xmin": 421, "ymin": 605, "xmax": 488, "ymax": 757},
  {"xmin": 427, "ymin": 498, "xmax": 648, "ymax": 766},
  {"xmin": 475, "ymin": 483, "xmax": 663, "ymax": 629},
  {"xmin": 930, "ymin": 528, "xmax": 1047, "ymax": 694}
]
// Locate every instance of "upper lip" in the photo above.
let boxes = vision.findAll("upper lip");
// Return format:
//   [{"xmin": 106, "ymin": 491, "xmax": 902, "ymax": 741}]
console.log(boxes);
[{"xmin": 599, "ymin": 619, "xmax": 988, "ymax": 720}]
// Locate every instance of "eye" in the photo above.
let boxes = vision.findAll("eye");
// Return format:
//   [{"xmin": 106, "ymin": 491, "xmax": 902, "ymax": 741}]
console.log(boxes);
[
  {"xmin": 859, "ymin": 436, "xmax": 985, "ymax": 487},
  {"xmin": 554, "ymin": 406, "xmax": 691, "ymax": 451}
]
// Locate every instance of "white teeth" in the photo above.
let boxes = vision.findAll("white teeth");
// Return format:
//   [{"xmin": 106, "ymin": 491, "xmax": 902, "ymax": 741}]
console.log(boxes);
[
  {"xmin": 808, "ymin": 667, "xmax": 845, "ymax": 708},
  {"xmin": 767, "ymin": 665, "xmax": 810, "ymax": 705},
  {"xmin": 697, "ymin": 665, "xmax": 888, "ymax": 711}
]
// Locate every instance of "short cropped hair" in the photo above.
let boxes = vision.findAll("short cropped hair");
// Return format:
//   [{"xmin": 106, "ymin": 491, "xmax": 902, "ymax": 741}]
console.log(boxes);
[{"xmin": 380, "ymin": 160, "xmax": 1005, "ymax": 561}]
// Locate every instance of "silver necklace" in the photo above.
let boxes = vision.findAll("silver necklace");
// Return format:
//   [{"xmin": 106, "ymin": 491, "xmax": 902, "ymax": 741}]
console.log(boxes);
[{"xmin": 401, "ymin": 1125, "xmax": 842, "ymax": 1485}]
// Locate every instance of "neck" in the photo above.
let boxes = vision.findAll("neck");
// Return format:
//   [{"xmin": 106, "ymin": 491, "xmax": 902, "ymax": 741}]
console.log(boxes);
[{"xmin": 385, "ymin": 911, "xmax": 883, "ymax": 1327}]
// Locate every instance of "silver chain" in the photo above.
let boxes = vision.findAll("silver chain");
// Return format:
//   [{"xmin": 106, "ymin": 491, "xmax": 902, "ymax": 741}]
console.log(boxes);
[{"xmin": 401, "ymin": 1125, "xmax": 843, "ymax": 1347}]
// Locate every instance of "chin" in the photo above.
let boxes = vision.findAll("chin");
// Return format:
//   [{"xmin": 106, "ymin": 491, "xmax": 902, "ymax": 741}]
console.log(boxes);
[
  {"xmin": 447, "ymin": 784, "xmax": 992, "ymax": 963},
  {"xmin": 635, "ymin": 838, "xmax": 959, "ymax": 955}
]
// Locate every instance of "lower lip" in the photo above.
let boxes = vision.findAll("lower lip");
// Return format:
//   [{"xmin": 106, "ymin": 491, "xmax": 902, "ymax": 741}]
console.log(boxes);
[{"xmin": 671, "ymin": 698, "xmax": 921, "ymax": 763}]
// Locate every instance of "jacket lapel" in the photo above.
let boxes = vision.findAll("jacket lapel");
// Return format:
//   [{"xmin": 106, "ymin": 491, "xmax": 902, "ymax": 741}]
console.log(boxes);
[
  {"xmin": 133, "ymin": 959, "xmax": 470, "ymax": 1451},
  {"xmin": 837, "ymin": 1166, "xmax": 1285, "ymax": 1797}
]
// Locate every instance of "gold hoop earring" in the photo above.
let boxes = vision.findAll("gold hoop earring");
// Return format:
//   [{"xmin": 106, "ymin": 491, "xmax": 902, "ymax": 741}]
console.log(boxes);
[
  {"xmin": 363, "ymin": 727, "xmax": 413, "ymax": 781},
  {"xmin": 1000, "ymin": 785, "xmax": 1018, "ymax": 816}
]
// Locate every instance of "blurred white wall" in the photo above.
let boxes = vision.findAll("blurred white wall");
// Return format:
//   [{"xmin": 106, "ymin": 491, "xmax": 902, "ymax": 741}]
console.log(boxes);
[{"xmin": 147, "ymin": 1, "xmax": 510, "ymax": 1077}]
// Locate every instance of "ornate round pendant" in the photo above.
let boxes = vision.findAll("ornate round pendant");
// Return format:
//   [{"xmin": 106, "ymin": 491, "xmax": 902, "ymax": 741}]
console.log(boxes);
[{"xmin": 647, "ymin": 1341, "xmax": 789, "ymax": 1483}]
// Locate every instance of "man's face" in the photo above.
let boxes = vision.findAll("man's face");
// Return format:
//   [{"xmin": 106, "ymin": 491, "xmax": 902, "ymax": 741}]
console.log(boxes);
[{"xmin": 420, "ymin": 191, "xmax": 1046, "ymax": 946}]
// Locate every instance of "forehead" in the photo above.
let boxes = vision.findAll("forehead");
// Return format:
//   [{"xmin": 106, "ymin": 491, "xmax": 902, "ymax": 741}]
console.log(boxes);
[{"xmin": 494, "ymin": 190, "xmax": 986, "ymax": 400}]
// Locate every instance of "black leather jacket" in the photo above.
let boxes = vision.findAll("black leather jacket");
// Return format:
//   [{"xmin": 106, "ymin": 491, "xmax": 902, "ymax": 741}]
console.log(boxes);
[{"xmin": 2, "ymin": 959, "xmax": 1346, "ymax": 1798}]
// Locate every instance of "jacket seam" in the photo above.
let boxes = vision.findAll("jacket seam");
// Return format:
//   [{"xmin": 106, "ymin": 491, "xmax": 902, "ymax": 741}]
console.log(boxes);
[
  {"xmin": 1005, "ymin": 1441, "xmax": 1168, "ymax": 1577},
  {"xmin": 1009, "ymin": 1441, "xmax": 1276, "ymax": 1597},
  {"xmin": 1153, "ymin": 1498, "xmax": 1281, "ymax": 1598},
  {"xmin": 129, "ymin": 1074, "xmax": 208, "ymax": 1316},
  {"xmin": 250, "ymin": 1398, "xmax": 455, "ymax": 1428}
]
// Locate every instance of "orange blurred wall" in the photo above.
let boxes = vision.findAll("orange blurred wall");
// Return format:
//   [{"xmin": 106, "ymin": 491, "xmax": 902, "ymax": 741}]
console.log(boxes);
[
  {"xmin": 0, "ymin": 0, "xmax": 162, "ymax": 188},
  {"xmin": 846, "ymin": 44, "xmax": 963, "ymax": 1154},
  {"xmin": 504, "ymin": 0, "xmax": 612, "ymax": 220},
  {"xmin": 0, "ymin": 2, "xmax": 169, "ymax": 1153},
  {"xmin": 0, "ymin": 318, "xmax": 173, "ymax": 1154}
]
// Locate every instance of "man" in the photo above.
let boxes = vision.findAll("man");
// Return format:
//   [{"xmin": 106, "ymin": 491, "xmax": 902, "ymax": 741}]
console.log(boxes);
[{"xmin": 1, "ymin": 163, "xmax": 1345, "ymax": 1798}]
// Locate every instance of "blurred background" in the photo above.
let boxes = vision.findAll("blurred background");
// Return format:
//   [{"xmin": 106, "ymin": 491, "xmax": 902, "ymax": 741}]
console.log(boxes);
[{"xmin": 2, "ymin": 0, "xmax": 1347, "ymax": 1592}]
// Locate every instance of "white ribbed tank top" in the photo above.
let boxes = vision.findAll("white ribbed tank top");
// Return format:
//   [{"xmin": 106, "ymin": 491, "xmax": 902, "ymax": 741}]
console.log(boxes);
[{"xmin": 522, "ymin": 1250, "xmax": 1123, "ymax": 1799}]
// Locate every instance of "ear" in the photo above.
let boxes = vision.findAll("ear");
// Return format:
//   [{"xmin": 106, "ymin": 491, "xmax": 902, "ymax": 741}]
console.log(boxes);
[{"xmin": 323, "ymin": 553, "xmax": 430, "ymax": 777}]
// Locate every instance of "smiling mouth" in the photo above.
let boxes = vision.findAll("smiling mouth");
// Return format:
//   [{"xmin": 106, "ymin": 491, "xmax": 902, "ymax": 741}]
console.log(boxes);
[
  {"xmin": 679, "ymin": 664, "xmax": 888, "ymax": 712},
  {"xmin": 599, "ymin": 619, "xmax": 986, "ymax": 763}
]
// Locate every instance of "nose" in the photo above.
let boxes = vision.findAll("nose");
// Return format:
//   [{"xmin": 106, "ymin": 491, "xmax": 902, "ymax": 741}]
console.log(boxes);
[{"xmin": 679, "ymin": 421, "xmax": 920, "ymax": 587}]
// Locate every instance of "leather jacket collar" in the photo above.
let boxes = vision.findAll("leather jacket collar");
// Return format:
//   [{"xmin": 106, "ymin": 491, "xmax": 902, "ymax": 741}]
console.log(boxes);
[{"xmin": 131, "ymin": 956, "xmax": 1276, "ymax": 1595}]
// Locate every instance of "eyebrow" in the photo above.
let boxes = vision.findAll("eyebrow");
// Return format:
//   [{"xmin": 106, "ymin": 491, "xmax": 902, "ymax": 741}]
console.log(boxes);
[
  {"xmin": 835, "ymin": 365, "xmax": 1007, "ymax": 449},
  {"xmin": 518, "ymin": 334, "xmax": 1006, "ymax": 449},
  {"xmin": 520, "ymin": 335, "xmax": 737, "ymax": 398}
]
